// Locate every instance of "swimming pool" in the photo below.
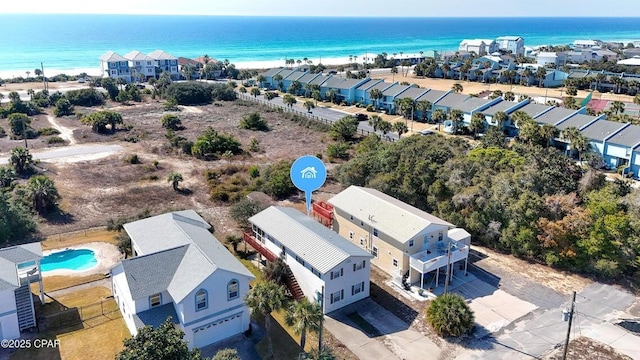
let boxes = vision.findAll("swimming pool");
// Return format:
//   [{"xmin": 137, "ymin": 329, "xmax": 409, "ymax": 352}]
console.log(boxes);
[{"xmin": 40, "ymin": 249, "xmax": 98, "ymax": 272}]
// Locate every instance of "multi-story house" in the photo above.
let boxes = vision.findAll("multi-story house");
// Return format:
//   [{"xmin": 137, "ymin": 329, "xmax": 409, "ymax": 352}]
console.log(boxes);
[
  {"xmin": 496, "ymin": 36, "xmax": 525, "ymax": 56},
  {"xmin": 148, "ymin": 50, "xmax": 180, "ymax": 80},
  {"xmin": 123, "ymin": 50, "xmax": 156, "ymax": 82},
  {"xmin": 99, "ymin": 51, "xmax": 131, "ymax": 82}
]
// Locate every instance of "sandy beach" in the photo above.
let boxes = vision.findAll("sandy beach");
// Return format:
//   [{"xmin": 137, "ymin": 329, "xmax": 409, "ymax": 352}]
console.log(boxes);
[{"xmin": 41, "ymin": 242, "xmax": 123, "ymax": 277}]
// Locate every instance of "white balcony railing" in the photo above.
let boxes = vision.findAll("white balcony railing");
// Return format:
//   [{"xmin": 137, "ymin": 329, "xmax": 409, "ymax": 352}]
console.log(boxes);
[{"xmin": 410, "ymin": 243, "xmax": 469, "ymax": 274}]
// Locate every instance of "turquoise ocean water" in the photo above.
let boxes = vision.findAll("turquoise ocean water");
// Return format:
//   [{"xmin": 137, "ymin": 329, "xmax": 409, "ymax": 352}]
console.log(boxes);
[{"xmin": 0, "ymin": 15, "xmax": 639, "ymax": 73}]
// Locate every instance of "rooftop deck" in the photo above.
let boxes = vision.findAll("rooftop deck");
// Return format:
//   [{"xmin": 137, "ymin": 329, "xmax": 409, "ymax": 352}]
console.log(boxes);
[{"xmin": 410, "ymin": 242, "xmax": 469, "ymax": 274}]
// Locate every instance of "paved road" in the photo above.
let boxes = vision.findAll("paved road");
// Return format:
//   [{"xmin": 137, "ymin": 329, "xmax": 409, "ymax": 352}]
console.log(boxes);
[
  {"xmin": 325, "ymin": 298, "xmax": 440, "ymax": 360},
  {"xmin": 0, "ymin": 144, "xmax": 123, "ymax": 165},
  {"xmin": 456, "ymin": 283, "xmax": 639, "ymax": 360}
]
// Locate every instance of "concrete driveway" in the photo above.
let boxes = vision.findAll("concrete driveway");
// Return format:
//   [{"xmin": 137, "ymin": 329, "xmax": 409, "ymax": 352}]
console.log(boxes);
[{"xmin": 325, "ymin": 298, "xmax": 440, "ymax": 360}]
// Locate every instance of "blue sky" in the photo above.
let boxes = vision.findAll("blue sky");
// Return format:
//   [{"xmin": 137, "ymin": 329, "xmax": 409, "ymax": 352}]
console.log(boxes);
[{"xmin": 3, "ymin": 0, "xmax": 639, "ymax": 17}]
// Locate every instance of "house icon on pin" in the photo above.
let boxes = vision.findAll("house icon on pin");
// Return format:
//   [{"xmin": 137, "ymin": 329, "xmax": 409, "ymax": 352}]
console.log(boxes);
[{"xmin": 300, "ymin": 166, "xmax": 317, "ymax": 179}]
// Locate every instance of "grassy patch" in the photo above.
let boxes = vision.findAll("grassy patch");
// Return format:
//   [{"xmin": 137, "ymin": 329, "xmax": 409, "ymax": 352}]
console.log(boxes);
[
  {"xmin": 32, "ymin": 273, "xmax": 107, "ymax": 293},
  {"xmin": 42, "ymin": 229, "xmax": 119, "ymax": 250},
  {"xmin": 346, "ymin": 312, "xmax": 382, "ymax": 337},
  {"xmin": 10, "ymin": 315, "xmax": 129, "ymax": 360},
  {"xmin": 37, "ymin": 286, "xmax": 112, "ymax": 316}
]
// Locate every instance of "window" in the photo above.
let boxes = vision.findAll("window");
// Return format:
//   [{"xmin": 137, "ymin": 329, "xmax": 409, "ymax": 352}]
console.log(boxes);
[
  {"xmin": 393, "ymin": 259, "xmax": 398, "ymax": 267},
  {"xmin": 360, "ymin": 221, "xmax": 364, "ymax": 227},
  {"xmin": 409, "ymin": 240, "xmax": 414, "ymax": 247},
  {"xmin": 350, "ymin": 215, "xmax": 353, "ymax": 220},
  {"xmin": 352, "ymin": 281, "xmax": 365, "ymax": 295},
  {"xmin": 196, "ymin": 289, "xmax": 207, "ymax": 311},
  {"xmin": 438, "ymin": 232, "xmax": 444, "ymax": 242},
  {"xmin": 227, "ymin": 280, "xmax": 239, "ymax": 300},
  {"xmin": 110, "ymin": 70, "xmax": 117, "ymax": 75},
  {"xmin": 149, "ymin": 293, "xmax": 161, "ymax": 307},
  {"xmin": 147, "ymin": 61, "xmax": 152, "ymax": 65},
  {"xmin": 373, "ymin": 228, "xmax": 379, "ymax": 237},
  {"xmin": 330, "ymin": 289, "xmax": 344, "ymax": 304},
  {"xmin": 372, "ymin": 246, "xmax": 378, "ymax": 258},
  {"xmin": 330, "ymin": 268, "xmax": 343, "ymax": 280},
  {"xmin": 353, "ymin": 260, "xmax": 365, "ymax": 271},
  {"xmin": 349, "ymin": 231, "xmax": 354, "ymax": 239},
  {"xmin": 360, "ymin": 238, "xmax": 364, "ymax": 246}
]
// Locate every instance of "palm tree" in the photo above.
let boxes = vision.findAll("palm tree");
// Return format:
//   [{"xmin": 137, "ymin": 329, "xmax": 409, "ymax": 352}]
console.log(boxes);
[
  {"xmin": 441, "ymin": 63, "xmax": 451, "ymax": 79},
  {"xmin": 432, "ymin": 108, "xmax": 447, "ymax": 131},
  {"xmin": 27, "ymin": 175, "xmax": 60, "ymax": 214},
  {"xmin": 379, "ymin": 120, "xmax": 393, "ymax": 136},
  {"xmin": 167, "ymin": 172, "xmax": 183, "ymax": 191},
  {"xmin": 426, "ymin": 293, "xmax": 474, "ymax": 337},
  {"xmin": 539, "ymin": 124, "xmax": 559, "ymax": 148},
  {"xmin": 9, "ymin": 147, "xmax": 33, "ymax": 175},
  {"xmin": 245, "ymin": 281, "xmax": 287, "ymax": 359},
  {"xmin": 493, "ymin": 111, "xmax": 508, "ymax": 130},
  {"xmin": 325, "ymin": 89, "xmax": 337, "ymax": 104},
  {"xmin": 311, "ymin": 90, "xmax": 322, "ymax": 106},
  {"xmin": 369, "ymin": 88, "xmax": 383, "ymax": 109},
  {"xmin": 611, "ymin": 100, "xmax": 625, "ymax": 115},
  {"xmin": 288, "ymin": 80, "xmax": 302, "ymax": 95},
  {"xmin": 448, "ymin": 109, "xmax": 464, "ymax": 133},
  {"xmin": 416, "ymin": 100, "xmax": 432, "ymax": 123},
  {"xmin": 451, "ymin": 83, "xmax": 463, "ymax": 94},
  {"xmin": 503, "ymin": 91, "xmax": 515, "ymax": 102},
  {"xmin": 522, "ymin": 68, "xmax": 532, "ymax": 86},
  {"xmin": 25, "ymin": 71, "xmax": 31, "ymax": 79},
  {"xmin": 273, "ymin": 74, "xmax": 284, "ymax": 91},
  {"xmin": 297, "ymin": 59, "xmax": 302, "ymax": 68},
  {"xmin": 535, "ymin": 67, "xmax": 547, "ymax": 87},
  {"xmin": 562, "ymin": 126, "xmax": 589, "ymax": 160},
  {"xmin": 303, "ymin": 100, "xmax": 315, "ymax": 113},
  {"xmin": 256, "ymin": 75, "xmax": 266, "ymax": 88},
  {"xmin": 368, "ymin": 115, "xmax": 383, "ymax": 132},
  {"xmin": 469, "ymin": 113, "xmax": 486, "ymax": 138},
  {"xmin": 283, "ymin": 94, "xmax": 297, "ymax": 108},
  {"xmin": 250, "ymin": 87, "xmax": 261, "ymax": 98},
  {"xmin": 285, "ymin": 299, "xmax": 323, "ymax": 349},
  {"xmin": 393, "ymin": 122, "xmax": 409, "ymax": 138}
]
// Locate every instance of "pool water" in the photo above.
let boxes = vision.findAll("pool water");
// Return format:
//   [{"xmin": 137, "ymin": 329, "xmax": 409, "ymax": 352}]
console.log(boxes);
[{"xmin": 40, "ymin": 249, "xmax": 98, "ymax": 272}]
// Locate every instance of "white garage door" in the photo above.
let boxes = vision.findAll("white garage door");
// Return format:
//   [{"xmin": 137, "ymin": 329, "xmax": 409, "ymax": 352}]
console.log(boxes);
[{"xmin": 192, "ymin": 313, "xmax": 243, "ymax": 348}]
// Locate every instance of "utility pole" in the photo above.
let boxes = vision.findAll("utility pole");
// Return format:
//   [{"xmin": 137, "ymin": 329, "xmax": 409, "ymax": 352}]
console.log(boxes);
[
  {"xmin": 444, "ymin": 242, "xmax": 452, "ymax": 294},
  {"xmin": 562, "ymin": 291, "xmax": 577, "ymax": 360}
]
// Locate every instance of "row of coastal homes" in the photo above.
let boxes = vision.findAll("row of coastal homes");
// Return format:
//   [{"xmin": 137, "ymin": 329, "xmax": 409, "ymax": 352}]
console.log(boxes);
[
  {"xmin": 100, "ymin": 50, "xmax": 180, "ymax": 82},
  {"xmin": 259, "ymin": 65, "xmax": 640, "ymax": 177}
]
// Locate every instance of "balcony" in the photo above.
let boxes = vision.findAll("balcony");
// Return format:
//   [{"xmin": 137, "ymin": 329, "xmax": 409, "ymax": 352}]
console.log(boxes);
[
  {"xmin": 410, "ymin": 242, "xmax": 469, "ymax": 274},
  {"xmin": 17, "ymin": 264, "xmax": 41, "ymax": 287},
  {"xmin": 243, "ymin": 232, "xmax": 277, "ymax": 262}
]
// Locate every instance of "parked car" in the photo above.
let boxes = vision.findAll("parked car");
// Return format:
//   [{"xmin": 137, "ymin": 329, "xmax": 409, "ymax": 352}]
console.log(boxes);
[
  {"xmin": 420, "ymin": 129, "xmax": 435, "ymax": 136},
  {"xmin": 355, "ymin": 113, "xmax": 368, "ymax": 121}
]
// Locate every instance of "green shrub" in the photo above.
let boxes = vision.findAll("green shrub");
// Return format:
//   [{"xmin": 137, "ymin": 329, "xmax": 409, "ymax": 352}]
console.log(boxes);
[
  {"xmin": 248, "ymin": 137, "xmax": 260, "ymax": 152},
  {"xmin": 326, "ymin": 142, "xmax": 350, "ymax": 160},
  {"xmin": 192, "ymin": 127, "xmax": 242, "ymax": 160},
  {"xmin": 248, "ymin": 165, "xmax": 260, "ymax": 179},
  {"xmin": 47, "ymin": 136, "xmax": 66, "ymax": 144},
  {"xmin": 0, "ymin": 126, "xmax": 6, "ymax": 138},
  {"xmin": 161, "ymin": 114, "xmax": 183, "ymax": 130},
  {"xmin": 239, "ymin": 112, "xmax": 269, "ymax": 131},
  {"xmin": 366, "ymin": 104, "xmax": 375, "ymax": 112},
  {"xmin": 38, "ymin": 127, "xmax": 60, "ymax": 136},
  {"xmin": 64, "ymin": 88, "xmax": 105, "ymax": 106},
  {"xmin": 125, "ymin": 154, "xmax": 140, "ymax": 164},
  {"xmin": 53, "ymin": 98, "xmax": 74, "ymax": 117},
  {"xmin": 164, "ymin": 82, "xmax": 212, "ymax": 105},
  {"xmin": 163, "ymin": 98, "xmax": 180, "ymax": 111}
]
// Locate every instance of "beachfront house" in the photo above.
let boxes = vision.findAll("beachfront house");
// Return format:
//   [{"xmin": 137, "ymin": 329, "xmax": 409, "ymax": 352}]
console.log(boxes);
[
  {"xmin": 0, "ymin": 243, "xmax": 44, "ymax": 340},
  {"xmin": 496, "ymin": 36, "xmax": 525, "ymax": 56},
  {"xmin": 325, "ymin": 186, "xmax": 470, "ymax": 289},
  {"xmin": 148, "ymin": 50, "xmax": 180, "ymax": 80},
  {"xmin": 124, "ymin": 51, "xmax": 156, "ymax": 82},
  {"xmin": 247, "ymin": 206, "xmax": 373, "ymax": 314},
  {"xmin": 459, "ymin": 39, "xmax": 497, "ymax": 55},
  {"xmin": 110, "ymin": 210, "xmax": 255, "ymax": 349},
  {"xmin": 100, "ymin": 51, "xmax": 132, "ymax": 82}
]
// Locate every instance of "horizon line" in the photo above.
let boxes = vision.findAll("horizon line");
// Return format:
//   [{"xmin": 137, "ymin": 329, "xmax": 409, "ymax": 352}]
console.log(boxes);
[{"xmin": 2, "ymin": 13, "xmax": 640, "ymax": 18}]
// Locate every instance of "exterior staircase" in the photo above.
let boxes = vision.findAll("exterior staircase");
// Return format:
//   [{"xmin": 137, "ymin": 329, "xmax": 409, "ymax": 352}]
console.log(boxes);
[
  {"xmin": 285, "ymin": 266, "xmax": 305, "ymax": 301},
  {"xmin": 14, "ymin": 285, "xmax": 36, "ymax": 330}
]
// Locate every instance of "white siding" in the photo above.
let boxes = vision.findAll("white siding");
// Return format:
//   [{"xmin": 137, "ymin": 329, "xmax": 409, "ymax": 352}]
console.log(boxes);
[
  {"xmin": 322, "ymin": 257, "xmax": 371, "ymax": 314},
  {"xmin": 0, "ymin": 288, "xmax": 19, "ymax": 340},
  {"xmin": 606, "ymin": 144, "xmax": 629, "ymax": 158},
  {"xmin": 111, "ymin": 266, "xmax": 138, "ymax": 335}
]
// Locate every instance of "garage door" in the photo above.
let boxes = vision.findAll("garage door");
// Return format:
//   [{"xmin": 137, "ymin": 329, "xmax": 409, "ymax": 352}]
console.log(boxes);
[{"xmin": 192, "ymin": 312, "xmax": 243, "ymax": 348}]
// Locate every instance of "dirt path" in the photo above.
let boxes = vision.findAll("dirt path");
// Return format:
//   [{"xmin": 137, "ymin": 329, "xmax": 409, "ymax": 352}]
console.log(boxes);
[
  {"xmin": 180, "ymin": 105, "xmax": 203, "ymax": 113},
  {"xmin": 47, "ymin": 115, "xmax": 77, "ymax": 145}
]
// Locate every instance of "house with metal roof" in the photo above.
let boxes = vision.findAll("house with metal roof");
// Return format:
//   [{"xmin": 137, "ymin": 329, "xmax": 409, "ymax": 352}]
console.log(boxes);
[
  {"xmin": 579, "ymin": 119, "xmax": 629, "ymax": 162},
  {"xmin": 327, "ymin": 186, "xmax": 470, "ymax": 290},
  {"xmin": 533, "ymin": 107, "xmax": 582, "ymax": 126},
  {"xmin": 362, "ymin": 81, "xmax": 396, "ymax": 109},
  {"xmin": 319, "ymin": 77, "xmax": 370, "ymax": 105},
  {"xmin": 111, "ymin": 210, "xmax": 254, "ymax": 349},
  {"xmin": 147, "ymin": 50, "xmax": 180, "ymax": 79},
  {"xmin": 248, "ymin": 206, "xmax": 372, "ymax": 314},
  {"xmin": 482, "ymin": 98, "xmax": 530, "ymax": 130},
  {"xmin": 0, "ymin": 243, "xmax": 44, "ymax": 340},
  {"xmin": 124, "ymin": 51, "xmax": 156, "ymax": 81},
  {"xmin": 456, "ymin": 97, "xmax": 502, "ymax": 126},
  {"xmin": 353, "ymin": 78, "xmax": 383, "ymax": 104},
  {"xmin": 603, "ymin": 124, "xmax": 640, "ymax": 176},
  {"xmin": 99, "ymin": 51, "xmax": 132, "ymax": 82},
  {"xmin": 381, "ymin": 84, "xmax": 411, "ymax": 113}
]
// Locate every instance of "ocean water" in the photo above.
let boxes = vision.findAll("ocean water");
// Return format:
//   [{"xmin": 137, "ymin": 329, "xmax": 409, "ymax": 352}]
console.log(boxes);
[{"xmin": 0, "ymin": 15, "xmax": 639, "ymax": 76}]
